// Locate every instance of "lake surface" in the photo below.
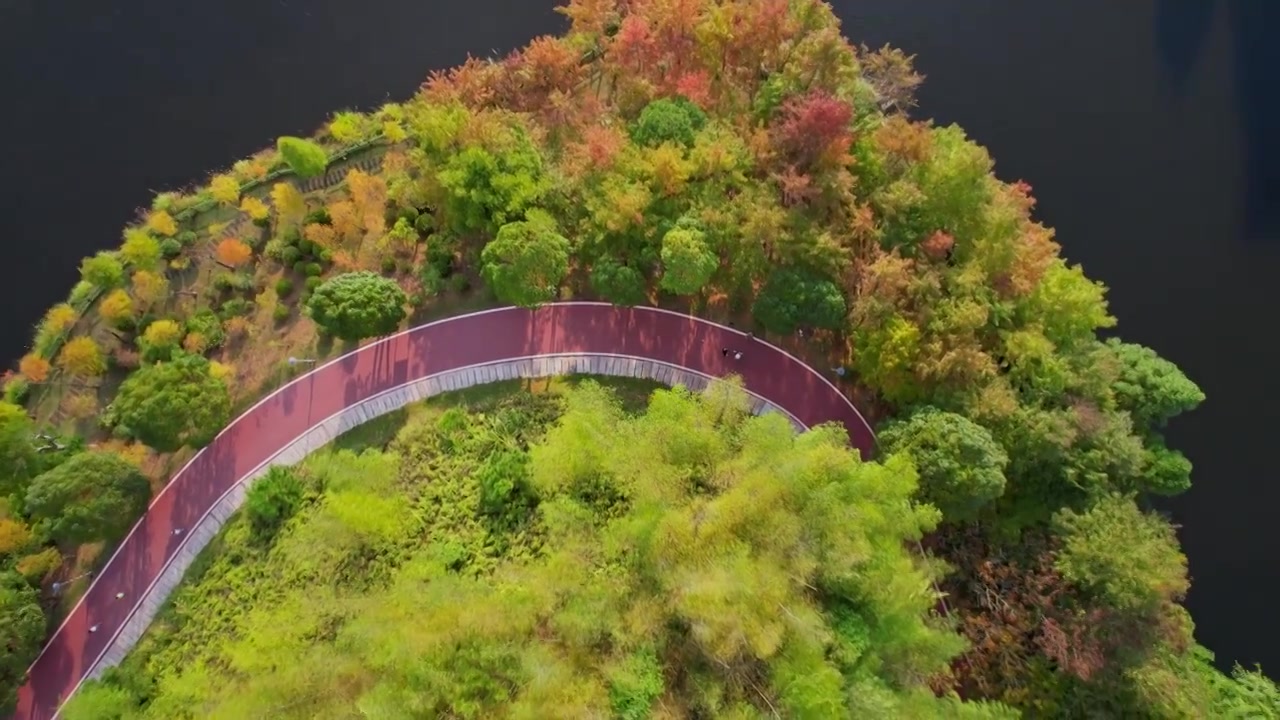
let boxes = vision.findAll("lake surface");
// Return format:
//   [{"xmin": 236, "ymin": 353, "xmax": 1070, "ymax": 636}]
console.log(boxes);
[{"xmin": 1, "ymin": 0, "xmax": 1275, "ymax": 674}]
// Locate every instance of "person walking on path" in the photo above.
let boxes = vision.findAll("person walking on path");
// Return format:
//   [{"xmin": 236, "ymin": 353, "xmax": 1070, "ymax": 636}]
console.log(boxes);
[
  {"xmin": 734, "ymin": 350, "xmax": 743, "ymax": 361},
  {"xmin": 832, "ymin": 366, "xmax": 847, "ymax": 378},
  {"xmin": 722, "ymin": 347, "xmax": 730, "ymax": 357}
]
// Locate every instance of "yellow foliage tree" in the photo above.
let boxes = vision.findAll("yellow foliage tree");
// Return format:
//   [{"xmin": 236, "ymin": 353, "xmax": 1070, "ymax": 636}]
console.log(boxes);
[
  {"xmin": 210, "ymin": 174, "xmax": 241, "ymax": 206},
  {"xmin": 42, "ymin": 303, "xmax": 78, "ymax": 335},
  {"xmin": 303, "ymin": 222, "xmax": 338, "ymax": 251},
  {"xmin": 347, "ymin": 169, "xmax": 388, "ymax": 235},
  {"xmin": 16, "ymin": 547, "xmax": 61, "ymax": 583},
  {"xmin": 99, "ymin": 289, "xmax": 135, "ymax": 326},
  {"xmin": 58, "ymin": 336, "xmax": 106, "ymax": 378},
  {"xmin": 146, "ymin": 210, "xmax": 178, "ymax": 236},
  {"xmin": 271, "ymin": 182, "xmax": 307, "ymax": 231},
  {"xmin": 223, "ymin": 315, "xmax": 251, "ymax": 341},
  {"xmin": 215, "ymin": 238, "xmax": 253, "ymax": 268},
  {"xmin": 240, "ymin": 196, "xmax": 270, "ymax": 221},
  {"xmin": 0, "ymin": 518, "xmax": 32, "ymax": 554},
  {"xmin": 328, "ymin": 200, "xmax": 361, "ymax": 244},
  {"xmin": 142, "ymin": 319, "xmax": 183, "ymax": 349},
  {"xmin": 62, "ymin": 390, "xmax": 99, "ymax": 421},
  {"xmin": 120, "ymin": 229, "xmax": 162, "ymax": 269},
  {"xmin": 19, "ymin": 354, "xmax": 50, "ymax": 383},
  {"xmin": 131, "ymin": 270, "xmax": 169, "ymax": 309},
  {"xmin": 209, "ymin": 361, "xmax": 235, "ymax": 384}
]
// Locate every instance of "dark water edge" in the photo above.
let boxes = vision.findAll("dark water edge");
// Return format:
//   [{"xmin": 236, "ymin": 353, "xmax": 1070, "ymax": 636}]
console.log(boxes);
[{"xmin": 1, "ymin": 0, "xmax": 1276, "ymax": 673}]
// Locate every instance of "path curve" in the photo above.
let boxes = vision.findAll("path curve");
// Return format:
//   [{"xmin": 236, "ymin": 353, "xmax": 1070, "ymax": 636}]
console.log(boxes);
[{"xmin": 13, "ymin": 302, "xmax": 875, "ymax": 720}]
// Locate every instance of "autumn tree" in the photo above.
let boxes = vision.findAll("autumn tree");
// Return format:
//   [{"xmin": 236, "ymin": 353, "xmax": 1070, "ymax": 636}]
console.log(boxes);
[
  {"xmin": 58, "ymin": 336, "xmax": 105, "ymax": 379},
  {"xmin": 79, "ymin": 251, "xmax": 125, "ymax": 290},
  {"xmin": 879, "ymin": 407, "xmax": 1009, "ymax": 522},
  {"xmin": 271, "ymin": 182, "xmax": 307, "ymax": 232},
  {"xmin": 145, "ymin": 209, "xmax": 178, "ymax": 237},
  {"xmin": 770, "ymin": 90, "xmax": 854, "ymax": 171},
  {"xmin": 480, "ymin": 210, "xmax": 570, "ymax": 308},
  {"xmin": 113, "ymin": 352, "xmax": 232, "ymax": 452},
  {"xmin": 40, "ymin": 303, "xmax": 78, "ymax": 337},
  {"xmin": 120, "ymin": 228, "xmax": 162, "ymax": 269},
  {"xmin": 751, "ymin": 267, "xmax": 847, "ymax": 334},
  {"xmin": 215, "ymin": 238, "xmax": 253, "ymax": 269},
  {"xmin": 131, "ymin": 270, "xmax": 169, "ymax": 310},
  {"xmin": 98, "ymin": 288, "xmax": 135, "ymax": 328},
  {"xmin": 306, "ymin": 272, "xmax": 407, "ymax": 342},
  {"xmin": 0, "ymin": 402, "xmax": 36, "ymax": 498},
  {"xmin": 240, "ymin": 196, "xmax": 270, "ymax": 222},
  {"xmin": 277, "ymin": 136, "xmax": 328, "ymax": 178},
  {"xmin": 347, "ymin": 169, "xmax": 388, "ymax": 236},
  {"xmin": 658, "ymin": 222, "xmax": 716, "ymax": 297},
  {"xmin": 18, "ymin": 354, "xmax": 49, "ymax": 384},
  {"xmin": 209, "ymin": 173, "xmax": 241, "ymax": 206},
  {"xmin": 0, "ymin": 572, "xmax": 43, "ymax": 714},
  {"xmin": 138, "ymin": 319, "xmax": 184, "ymax": 363}
]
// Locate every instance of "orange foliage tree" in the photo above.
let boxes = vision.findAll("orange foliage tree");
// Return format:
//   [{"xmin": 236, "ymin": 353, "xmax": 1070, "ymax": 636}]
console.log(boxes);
[
  {"xmin": 18, "ymin": 354, "xmax": 50, "ymax": 384},
  {"xmin": 327, "ymin": 201, "xmax": 361, "ymax": 245},
  {"xmin": 346, "ymin": 170, "xmax": 388, "ymax": 236},
  {"xmin": 215, "ymin": 238, "xmax": 253, "ymax": 268},
  {"xmin": 131, "ymin": 270, "xmax": 169, "ymax": 310}
]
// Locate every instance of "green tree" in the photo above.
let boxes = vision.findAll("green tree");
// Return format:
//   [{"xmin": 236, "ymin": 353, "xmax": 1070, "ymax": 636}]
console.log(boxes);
[
  {"xmin": 113, "ymin": 353, "xmax": 232, "ymax": 452},
  {"xmin": 1054, "ymin": 494, "xmax": 1188, "ymax": 613},
  {"xmin": 658, "ymin": 224, "xmax": 716, "ymax": 297},
  {"xmin": 79, "ymin": 252, "xmax": 125, "ymax": 290},
  {"xmin": 25, "ymin": 451, "xmax": 150, "ymax": 545},
  {"xmin": 119, "ymin": 229, "xmax": 162, "ymax": 270},
  {"xmin": 879, "ymin": 407, "xmax": 1009, "ymax": 522},
  {"xmin": 589, "ymin": 259, "xmax": 647, "ymax": 306},
  {"xmin": 481, "ymin": 210, "xmax": 570, "ymax": 308},
  {"xmin": 630, "ymin": 96, "xmax": 707, "ymax": 148},
  {"xmin": 752, "ymin": 267, "xmax": 847, "ymax": 334},
  {"xmin": 0, "ymin": 572, "xmax": 44, "ymax": 715},
  {"xmin": 1106, "ymin": 338, "xmax": 1205, "ymax": 431},
  {"xmin": 306, "ymin": 271, "xmax": 408, "ymax": 342},
  {"xmin": 277, "ymin": 136, "xmax": 328, "ymax": 178},
  {"xmin": 60, "ymin": 681, "xmax": 142, "ymax": 720},
  {"xmin": 438, "ymin": 135, "xmax": 546, "ymax": 235},
  {"xmin": 0, "ymin": 402, "xmax": 36, "ymax": 499},
  {"xmin": 246, "ymin": 466, "xmax": 305, "ymax": 543}
]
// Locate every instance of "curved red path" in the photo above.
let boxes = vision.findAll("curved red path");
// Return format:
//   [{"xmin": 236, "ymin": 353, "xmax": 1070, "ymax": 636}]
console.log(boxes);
[{"xmin": 14, "ymin": 302, "xmax": 874, "ymax": 720}]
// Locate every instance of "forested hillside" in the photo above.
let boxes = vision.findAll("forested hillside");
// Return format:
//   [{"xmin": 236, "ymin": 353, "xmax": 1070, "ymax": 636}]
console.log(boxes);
[{"xmin": 3, "ymin": 0, "xmax": 1277, "ymax": 717}]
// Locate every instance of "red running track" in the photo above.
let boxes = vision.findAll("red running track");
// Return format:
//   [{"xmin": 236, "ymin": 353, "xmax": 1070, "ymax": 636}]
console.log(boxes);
[{"xmin": 13, "ymin": 302, "xmax": 875, "ymax": 720}]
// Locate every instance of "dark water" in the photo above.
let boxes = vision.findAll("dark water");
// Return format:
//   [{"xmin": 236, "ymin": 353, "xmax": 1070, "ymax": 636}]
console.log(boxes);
[{"xmin": 1, "ymin": 0, "xmax": 1275, "ymax": 673}]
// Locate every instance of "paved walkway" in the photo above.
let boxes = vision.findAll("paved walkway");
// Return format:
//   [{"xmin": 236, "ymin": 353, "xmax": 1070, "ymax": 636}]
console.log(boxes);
[{"xmin": 13, "ymin": 302, "xmax": 874, "ymax": 720}]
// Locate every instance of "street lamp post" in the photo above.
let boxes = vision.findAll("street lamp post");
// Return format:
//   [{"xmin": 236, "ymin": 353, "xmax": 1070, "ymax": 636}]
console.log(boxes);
[{"xmin": 51, "ymin": 571, "xmax": 93, "ymax": 596}]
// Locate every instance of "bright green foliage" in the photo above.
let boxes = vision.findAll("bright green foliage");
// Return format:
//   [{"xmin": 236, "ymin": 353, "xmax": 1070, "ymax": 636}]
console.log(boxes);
[
  {"xmin": 120, "ymin": 229, "xmax": 162, "ymax": 270},
  {"xmin": 879, "ymin": 406, "xmax": 1009, "ymax": 522},
  {"xmin": 79, "ymin": 251, "xmax": 125, "ymax": 290},
  {"xmin": 0, "ymin": 572, "xmax": 44, "ymax": 715},
  {"xmin": 327, "ymin": 111, "xmax": 375, "ymax": 144},
  {"xmin": 277, "ymin": 136, "xmax": 328, "ymax": 178},
  {"xmin": 437, "ymin": 134, "xmax": 546, "ymax": 235},
  {"xmin": 480, "ymin": 210, "xmax": 570, "ymax": 308},
  {"xmin": 0, "ymin": 402, "xmax": 36, "ymax": 499},
  {"xmin": 1054, "ymin": 494, "xmax": 1188, "ymax": 613},
  {"xmin": 752, "ymin": 267, "xmax": 847, "ymax": 334},
  {"xmin": 306, "ymin": 271, "xmax": 407, "ymax": 342},
  {"xmin": 589, "ymin": 259, "xmax": 647, "ymax": 306},
  {"xmin": 81, "ymin": 381, "xmax": 1017, "ymax": 718},
  {"xmin": 245, "ymin": 466, "xmax": 304, "ymax": 543},
  {"xmin": 24, "ymin": 451, "xmax": 150, "ymax": 545},
  {"xmin": 1106, "ymin": 338, "xmax": 1205, "ymax": 431},
  {"xmin": 631, "ymin": 96, "xmax": 707, "ymax": 148},
  {"xmin": 60, "ymin": 682, "xmax": 142, "ymax": 720},
  {"xmin": 658, "ymin": 224, "xmax": 716, "ymax": 296},
  {"xmin": 112, "ymin": 353, "xmax": 232, "ymax": 452},
  {"xmin": 1019, "ymin": 260, "xmax": 1116, "ymax": 349}
]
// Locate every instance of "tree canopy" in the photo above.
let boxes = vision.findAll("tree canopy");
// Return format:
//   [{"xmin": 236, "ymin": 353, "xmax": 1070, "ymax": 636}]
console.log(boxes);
[
  {"xmin": 24, "ymin": 450, "xmax": 150, "ymax": 546},
  {"xmin": 305, "ymin": 271, "xmax": 408, "ymax": 341},
  {"xmin": 480, "ymin": 210, "xmax": 570, "ymax": 307},
  {"xmin": 111, "ymin": 352, "xmax": 231, "ymax": 452},
  {"xmin": 277, "ymin": 136, "xmax": 328, "ymax": 178}
]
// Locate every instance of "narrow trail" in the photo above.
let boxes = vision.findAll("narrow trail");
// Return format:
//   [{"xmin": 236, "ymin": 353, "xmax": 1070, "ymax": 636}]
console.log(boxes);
[{"xmin": 13, "ymin": 302, "xmax": 874, "ymax": 720}]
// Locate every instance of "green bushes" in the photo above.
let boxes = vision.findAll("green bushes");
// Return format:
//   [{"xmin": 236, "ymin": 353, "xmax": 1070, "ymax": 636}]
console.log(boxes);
[
  {"xmin": 277, "ymin": 136, "xmax": 328, "ymax": 179},
  {"xmin": 245, "ymin": 466, "xmax": 304, "ymax": 542}
]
